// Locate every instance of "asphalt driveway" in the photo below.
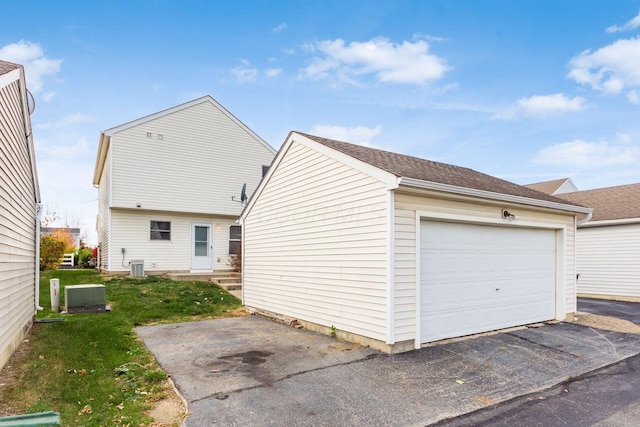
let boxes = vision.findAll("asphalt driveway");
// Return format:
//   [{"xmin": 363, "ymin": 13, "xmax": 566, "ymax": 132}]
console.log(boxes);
[{"xmin": 136, "ymin": 314, "xmax": 640, "ymax": 427}]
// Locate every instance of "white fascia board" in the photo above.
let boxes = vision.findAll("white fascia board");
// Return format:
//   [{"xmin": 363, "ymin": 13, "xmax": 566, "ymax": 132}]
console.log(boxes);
[
  {"xmin": 93, "ymin": 133, "xmax": 110, "ymax": 186},
  {"xmin": 19, "ymin": 68, "xmax": 40, "ymax": 202},
  {"xmin": 578, "ymin": 217, "xmax": 640, "ymax": 228},
  {"xmin": 399, "ymin": 177, "xmax": 593, "ymax": 215},
  {"xmin": 240, "ymin": 131, "xmax": 399, "ymax": 221},
  {"xmin": 294, "ymin": 133, "xmax": 399, "ymax": 189},
  {"xmin": 101, "ymin": 95, "xmax": 276, "ymax": 154},
  {"xmin": 0, "ymin": 67, "xmax": 20, "ymax": 88}
]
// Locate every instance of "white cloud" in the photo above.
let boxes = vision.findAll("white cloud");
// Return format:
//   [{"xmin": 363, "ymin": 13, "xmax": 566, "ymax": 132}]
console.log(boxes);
[
  {"xmin": 493, "ymin": 93, "xmax": 586, "ymax": 120},
  {"xmin": 0, "ymin": 40, "xmax": 61, "ymax": 94},
  {"xmin": 309, "ymin": 124, "xmax": 382, "ymax": 146},
  {"xmin": 300, "ymin": 37, "xmax": 450, "ymax": 86},
  {"xmin": 627, "ymin": 89, "xmax": 640, "ymax": 104},
  {"xmin": 265, "ymin": 68, "xmax": 282, "ymax": 78},
  {"xmin": 231, "ymin": 66, "xmax": 258, "ymax": 83},
  {"xmin": 412, "ymin": 33, "xmax": 446, "ymax": 43},
  {"xmin": 272, "ymin": 23, "xmax": 287, "ymax": 33},
  {"xmin": 517, "ymin": 93, "xmax": 586, "ymax": 116},
  {"xmin": 568, "ymin": 37, "xmax": 640, "ymax": 102},
  {"xmin": 606, "ymin": 11, "xmax": 640, "ymax": 33},
  {"xmin": 533, "ymin": 138, "xmax": 640, "ymax": 168}
]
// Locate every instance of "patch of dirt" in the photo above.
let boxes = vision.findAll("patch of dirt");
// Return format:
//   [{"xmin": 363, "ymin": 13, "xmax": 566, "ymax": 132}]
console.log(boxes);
[
  {"xmin": 575, "ymin": 312, "xmax": 640, "ymax": 334},
  {"xmin": 147, "ymin": 381, "xmax": 187, "ymax": 427},
  {"xmin": 0, "ymin": 336, "xmax": 34, "ymax": 416}
]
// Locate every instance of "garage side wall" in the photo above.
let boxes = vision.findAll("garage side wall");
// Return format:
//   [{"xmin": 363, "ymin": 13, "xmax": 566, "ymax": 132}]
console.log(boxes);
[
  {"xmin": 243, "ymin": 142, "xmax": 390, "ymax": 341},
  {"xmin": 393, "ymin": 192, "xmax": 577, "ymax": 343},
  {"xmin": 576, "ymin": 223, "xmax": 640, "ymax": 299}
]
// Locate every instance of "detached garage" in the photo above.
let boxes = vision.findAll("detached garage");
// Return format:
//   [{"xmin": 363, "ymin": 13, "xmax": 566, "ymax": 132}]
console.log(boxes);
[{"xmin": 240, "ymin": 132, "xmax": 592, "ymax": 353}]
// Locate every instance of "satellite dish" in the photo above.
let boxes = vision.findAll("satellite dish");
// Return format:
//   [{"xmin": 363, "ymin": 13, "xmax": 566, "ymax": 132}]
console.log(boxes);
[
  {"xmin": 240, "ymin": 183, "xmax": 247, "ymax": 203},
  {"xmin": 231, "ymin": 183, "xmax": 248, "ymax": 204},
  {"xmin": 26, "ymin": 89, "xmax": 36, "ymax": 115}
]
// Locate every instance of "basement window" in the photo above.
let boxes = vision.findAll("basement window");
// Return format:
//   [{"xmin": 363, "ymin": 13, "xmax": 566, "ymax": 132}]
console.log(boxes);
[
  {"xmin": 150, "ymin": 221, "xmax": 171, "ymax": 240},
  {"xmin": 229, "ymin": 225, "xmax": 241, "ymax": 255}
]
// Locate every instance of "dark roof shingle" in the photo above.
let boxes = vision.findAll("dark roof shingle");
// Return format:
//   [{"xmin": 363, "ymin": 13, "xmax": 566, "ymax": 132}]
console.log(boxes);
[
  {"xmin": 557, "ymin": 183, "xmax": 640, "ymax": 221},
  {"xmin": 298, "ymin": 132, "xmax": 584, "ymax": 208},
  {"xmin": 525, "ymin": 178, "xmax": 571, "ymax": 195},
  {"xmin": 0, "ymin": 60, "xmax": 20, "ymax": 76}
]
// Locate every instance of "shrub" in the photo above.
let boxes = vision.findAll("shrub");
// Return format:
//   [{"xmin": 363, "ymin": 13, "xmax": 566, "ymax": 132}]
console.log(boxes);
[
  {"xmin": 76, "ymin": 247, "xmax": 93, "ymax": 268},
  {"xmin": 40, "ymin": 236, "xmax": 66, "ymax": 271}
]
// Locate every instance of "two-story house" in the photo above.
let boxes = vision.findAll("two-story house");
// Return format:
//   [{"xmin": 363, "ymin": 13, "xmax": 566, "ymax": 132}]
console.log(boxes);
[
  {"xmin": 92, "ymin": 95, "xmax": 276, "ymax": 275},
  {"xmin": 0, "ymin": 60, "xmax": 41, "ymax": 369}
]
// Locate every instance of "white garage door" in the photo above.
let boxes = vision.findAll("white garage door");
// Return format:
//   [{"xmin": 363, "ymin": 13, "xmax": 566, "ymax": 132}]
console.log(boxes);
[{"xmin": 420, "ymin": 220, "xmax": 556, "ymax": 343}]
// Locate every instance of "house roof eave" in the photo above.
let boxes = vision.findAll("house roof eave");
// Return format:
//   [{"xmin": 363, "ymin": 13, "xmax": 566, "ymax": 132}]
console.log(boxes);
[
  {"xmin": 92, "ymin": 132, "xmax": 110, "ymax": 186},
  {"xmin": 398, "ymin": 177, "xmax": 593, "ymax": 215}
]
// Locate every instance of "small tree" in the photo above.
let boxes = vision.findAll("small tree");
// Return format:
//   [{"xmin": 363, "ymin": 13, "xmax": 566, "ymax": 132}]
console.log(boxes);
[{"xmin": 40, "ymin": 236, "xmax": 66, "ymax": 271}]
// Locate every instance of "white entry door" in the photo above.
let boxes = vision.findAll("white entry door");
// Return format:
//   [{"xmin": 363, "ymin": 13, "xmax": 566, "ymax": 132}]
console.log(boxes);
[
  {"xmin": 191, "ymin": 222, "xmax": 212, "ymax": 271},
  {"xmin": 420, "ymin": 220, "xmax": 556, "ymax": 343}
]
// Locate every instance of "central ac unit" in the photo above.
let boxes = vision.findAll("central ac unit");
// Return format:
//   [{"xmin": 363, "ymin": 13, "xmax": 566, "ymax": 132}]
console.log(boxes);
[{"xmin": 130, "ymin": 260, "xmax": 145, "ymax": 277}]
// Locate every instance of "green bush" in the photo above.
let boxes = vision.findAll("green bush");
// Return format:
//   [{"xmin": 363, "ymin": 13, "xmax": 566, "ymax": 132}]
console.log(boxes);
[
  {"xmin": 76, "ymin": 247, "xmax": 93, "ymax": 268},
  {"xmin": 40, "ymin": 236, "xmax": 66, "ymax": 271}
]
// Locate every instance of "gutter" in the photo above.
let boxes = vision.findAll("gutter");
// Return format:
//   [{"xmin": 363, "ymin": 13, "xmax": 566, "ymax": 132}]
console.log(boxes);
[
  {"xmin": 398, "ymin": 177, "xmax": 593, "ymax": 215},
  {"xmin": 579, "ymin": 216, "xmax": 640, "ymax": 228}
]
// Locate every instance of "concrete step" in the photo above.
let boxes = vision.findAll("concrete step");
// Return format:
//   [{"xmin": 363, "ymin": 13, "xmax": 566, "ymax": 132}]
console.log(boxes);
[{"xmin": 219, "ymin": 282, "xmax": 242, "ymax": 291}]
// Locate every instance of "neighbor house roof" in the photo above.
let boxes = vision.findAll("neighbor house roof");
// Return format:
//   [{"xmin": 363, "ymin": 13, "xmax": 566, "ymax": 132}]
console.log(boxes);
[
  {"xmin": 299, "ymin": 132, "xmax": 587, "ymax": 209},
  {"xmin": 525, "ymin": 177, "xmax": 577, "ymax": 195},
  {"xmin": 558, "ymin": 183, "xmax": 640, "ymax": 223}
]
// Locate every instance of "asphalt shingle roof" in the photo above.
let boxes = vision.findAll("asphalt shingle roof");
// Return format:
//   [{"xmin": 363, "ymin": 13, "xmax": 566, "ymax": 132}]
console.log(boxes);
[
  {"xmin": 558, "ymin": 183, "xmax": 640, "ymax": 221},
  {"xmin": 298, "ymin": 132, "xmax": 584, "ymax": 208},
  {"xmin": 0, "ymin": 60, "xmax": 20, "ymax": 76},
  {"xmin": 525, "ymin": 178, "xmax": 571, "ymax": 195}
]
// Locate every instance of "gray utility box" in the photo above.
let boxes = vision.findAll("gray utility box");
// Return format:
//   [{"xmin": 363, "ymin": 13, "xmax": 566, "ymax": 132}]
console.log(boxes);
[{"xmin": 65, "ymin": 284, "xmax": 107, "ymax": 314}]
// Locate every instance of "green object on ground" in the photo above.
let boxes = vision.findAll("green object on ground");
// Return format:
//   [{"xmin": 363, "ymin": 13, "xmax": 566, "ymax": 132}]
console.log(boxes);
[{"xmin": 0, "ymin": 411, "xmax": 60, "ymax": 426}]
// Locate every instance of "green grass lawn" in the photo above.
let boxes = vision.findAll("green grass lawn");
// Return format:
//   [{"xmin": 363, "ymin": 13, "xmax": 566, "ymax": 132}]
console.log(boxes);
[{"xmin": 2, "ymin": 270, "xmax": 243, "ymax": 426}]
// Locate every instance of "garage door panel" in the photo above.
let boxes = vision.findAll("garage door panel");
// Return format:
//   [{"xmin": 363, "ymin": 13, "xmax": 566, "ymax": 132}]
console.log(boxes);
[{"xmin": 420, "ymin": 220, "xmax": 556, "ymax": 343}]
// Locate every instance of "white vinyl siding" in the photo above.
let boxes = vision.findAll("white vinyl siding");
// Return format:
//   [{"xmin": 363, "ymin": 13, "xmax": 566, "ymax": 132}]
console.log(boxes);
[
  {"xmin": 108, "ymin": 209, "xmax": 236, "ymax": 272},
  {"xmin": 97, "ymin": 153, "xmax": 111, "ymax": 269},
  {"xmin": 393, "ymin": 191, "xmax": 577, "ymax": 343},
  {"xmin": 243, "ymin": 141, "xmax": 390, "ymax": 341},
  {"xmin": 393, "ymin": 208, "xmax": 417, "ymax": 342},
  {"xmin": 0, "ymin": 77, "xmax": 37, "ymax": 369},
  {"xmin": 576, "ymin": 223, "xmax": 640, "ymax": 298},
  {"xmin": 110, "ymin": 100, "xmax": 274, "ymax": 216}
]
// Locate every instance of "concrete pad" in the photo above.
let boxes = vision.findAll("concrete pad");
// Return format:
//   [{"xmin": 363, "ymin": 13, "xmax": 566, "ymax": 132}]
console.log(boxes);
[{"xmin": 136, "ymin": 318, "xmax": 640, "ymax": 427}]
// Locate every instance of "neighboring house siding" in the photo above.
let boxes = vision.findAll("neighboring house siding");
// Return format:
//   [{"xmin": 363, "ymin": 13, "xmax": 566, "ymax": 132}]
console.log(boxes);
[
  {"xmin": 576, "ymin": 224, "xmax": 640, "ymax": 298},
  {"xmin": 97, "ymin": 153, "xmax": 111, "ymax": 269},
  {"xmin": 243, "ymin": 141, "xmax": 390, "ymax": 341},
  {"xmin": 110, "ymin": 101, "xmax": 273, "ymax": 216},
  {"xmin": 109, "ymin": 209, "xmax": 237, "ymax": 273},
  {"xmin": 392, "ymin": 191, "xmax": 577, "ymax": 341},
  {"xmin": 0, "ymin": 78, "xmax": 37, "ymax": 369}
]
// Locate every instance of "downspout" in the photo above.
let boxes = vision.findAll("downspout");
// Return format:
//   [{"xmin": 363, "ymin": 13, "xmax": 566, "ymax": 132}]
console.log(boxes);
[
  {"xmin": 576, "ymin": 211, "xmax": 593, "ymax": 227},
  {"xmin": 35, "ymin": 203, "xmax": 43, "ymax": 311}
]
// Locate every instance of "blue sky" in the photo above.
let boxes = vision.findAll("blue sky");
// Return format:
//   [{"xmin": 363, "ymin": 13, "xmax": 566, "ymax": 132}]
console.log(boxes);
[{"xmin": 2, "ymin": 1, "xmax": 640, "ymax": 244}]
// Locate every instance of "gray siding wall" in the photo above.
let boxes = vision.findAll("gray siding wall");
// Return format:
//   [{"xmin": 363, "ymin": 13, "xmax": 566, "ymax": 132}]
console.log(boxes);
[
  {"xmin": 0, "ymin": 78, "xmax": 37, "ymax": 369},
  {"xmin": 243, "ymin": 141, "xmax": 390, "ymax": 341}
]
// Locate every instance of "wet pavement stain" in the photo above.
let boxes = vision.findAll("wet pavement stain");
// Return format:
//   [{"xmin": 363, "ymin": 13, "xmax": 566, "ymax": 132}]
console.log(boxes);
[{"xmin": 219, "ymin": 350, "xmax": 274, "ymax": 365}]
